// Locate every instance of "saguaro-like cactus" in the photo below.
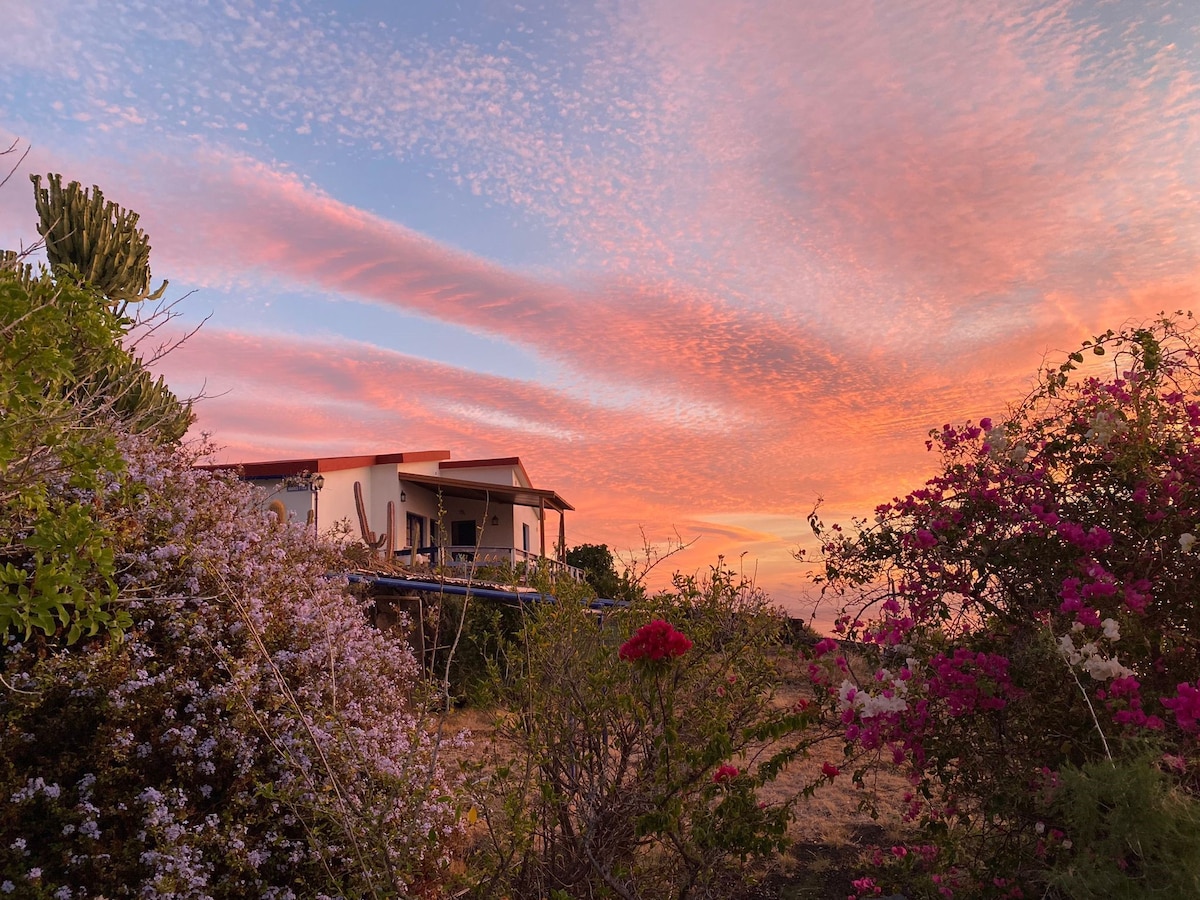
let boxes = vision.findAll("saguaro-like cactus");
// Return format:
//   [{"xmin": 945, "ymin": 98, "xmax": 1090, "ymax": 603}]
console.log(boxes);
[
  {"xmin": 31, "ymin": 173, "xmax": 167, "ymax": 306},
  {"xmin": 354, "ymin": 481, "xmax": 396, "ymax": 560}
]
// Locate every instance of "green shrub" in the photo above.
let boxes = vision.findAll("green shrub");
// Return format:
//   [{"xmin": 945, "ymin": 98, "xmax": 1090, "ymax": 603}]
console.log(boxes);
[
  {"xmin": 1046, "ymin": 757, "xmax": 1200, "ymax": 898},
  {"xmin": 1, "ymin": 257, "xmax": 130, "ymax": 642},
  {"xmin": 425, "ymin": 592, "xmax": 525, "ymax": 707},
  {"xmin": 2, "ymin": 172, "xmax": 194, "ymax": 645},
  {"xmin": 470, "ymin": 567, "xmax": 824, "ymax": 899}
]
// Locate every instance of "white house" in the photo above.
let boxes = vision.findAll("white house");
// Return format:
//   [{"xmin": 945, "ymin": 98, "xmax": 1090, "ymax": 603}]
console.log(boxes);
[{"xmin": 212, "ymin": 451, "xmax": 582, "ymax": 580}]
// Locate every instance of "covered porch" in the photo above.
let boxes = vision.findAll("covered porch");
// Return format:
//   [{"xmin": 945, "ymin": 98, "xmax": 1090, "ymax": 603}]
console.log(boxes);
[{"xmin": 395, "ymin": 471, "xmax": 583, "ymax": 582}]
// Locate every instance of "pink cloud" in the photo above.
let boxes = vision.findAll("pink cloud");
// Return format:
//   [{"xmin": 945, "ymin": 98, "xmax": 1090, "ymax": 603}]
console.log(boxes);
[{"xmin": 589, "ymin": 0, "xmax": 1200, "ymax": 336}]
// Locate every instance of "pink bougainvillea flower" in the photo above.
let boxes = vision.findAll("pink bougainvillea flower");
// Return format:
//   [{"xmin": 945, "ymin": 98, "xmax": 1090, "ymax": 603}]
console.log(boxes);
[
  {"xmin": 712, "ymin": 764, "xmax": 739, "ymax": 784},
  {"xmin": 1162, "ymin": 682, "xmax": 1200, "ymax": 732},
  {"xmin": 822, "ymin": 762, "xmax": 840, "ymax": 779},
  {"xmin": 618, "ymin": 619, "xmax": 693, "ymax": 662},
  {"xmin": 914, "ymin": 529, "xmax": 938, "ymax": 549},
  {"xmin": 851, "ymin": 876, "xmax": 882, "ymax": 897},
  {"xmin": 812, "ymin": 637, "xmax": 840, "ymax": 656}
]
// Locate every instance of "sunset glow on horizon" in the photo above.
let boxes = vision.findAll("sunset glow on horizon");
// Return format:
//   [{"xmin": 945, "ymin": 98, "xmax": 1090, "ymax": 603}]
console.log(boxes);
[{"xmin": 2, "ymin": 0, "xmax": 1198, "ymax": 622}]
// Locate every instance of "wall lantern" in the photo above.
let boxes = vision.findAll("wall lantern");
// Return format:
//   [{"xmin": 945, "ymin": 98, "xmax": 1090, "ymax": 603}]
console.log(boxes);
[
  {"xmin": 400, "ymin": 490, "xmax": 407, "ymax": 502},
  {"xmin": 284, "ymin": 472, "xmax": 324, "ymax": 493},
  {"xmin": 491, "ymin": 515, "xmax": 500, "ymax": 526}
]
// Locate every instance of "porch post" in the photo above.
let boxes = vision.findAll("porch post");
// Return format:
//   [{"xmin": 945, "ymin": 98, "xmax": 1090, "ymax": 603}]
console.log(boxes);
[
  {"xmin": 558, "ymin": 510, "xmax": 566, "ymax": 561},
  {"xmin": 539, "ymin": 497, "xmax": 546, "ymax": 558}
]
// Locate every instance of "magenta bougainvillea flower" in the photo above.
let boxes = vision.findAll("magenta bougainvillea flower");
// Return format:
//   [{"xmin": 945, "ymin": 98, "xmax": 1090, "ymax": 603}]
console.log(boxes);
[
  {"xmin": 1162, "ymin": 682, "xmax": 1200, "ymax": 732},
  {"xmin": 619, "ymin": 619, "xmax": 693, "ymax": 662}
]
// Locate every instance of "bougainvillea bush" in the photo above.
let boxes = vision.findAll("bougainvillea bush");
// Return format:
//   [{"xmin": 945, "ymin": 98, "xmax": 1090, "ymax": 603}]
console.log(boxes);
[
  {"xmin": 1, "ymin": 435, "xmax": 464, "ymax": 898},
  {"xmin": 805, "ymin": 317, "xmax": 1200, "ymax": 898},
  {"xmin": 472, "ymin": 567, "xmax": 828, "ymax": 900}
]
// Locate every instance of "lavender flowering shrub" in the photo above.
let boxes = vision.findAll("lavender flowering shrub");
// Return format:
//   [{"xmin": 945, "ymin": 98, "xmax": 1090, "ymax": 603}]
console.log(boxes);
[{"xmin": 1, "ymin": 435, "xmax": 464, "ymax": 898}]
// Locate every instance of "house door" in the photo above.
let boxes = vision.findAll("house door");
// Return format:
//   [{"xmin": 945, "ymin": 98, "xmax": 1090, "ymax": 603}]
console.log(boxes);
[
  {"xmin": 451, "ymin": 520, "xmax": 477, "ymax": 547},
  {"xmin": 406, "ymin": 513, "xmax": 425, "ymax": 549}
]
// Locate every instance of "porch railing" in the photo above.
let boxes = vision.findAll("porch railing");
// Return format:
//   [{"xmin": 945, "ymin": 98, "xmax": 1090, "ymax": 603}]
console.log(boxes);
[{"xmin": 394, "ymin": 545, "xmax": 584, "ymax": 582}]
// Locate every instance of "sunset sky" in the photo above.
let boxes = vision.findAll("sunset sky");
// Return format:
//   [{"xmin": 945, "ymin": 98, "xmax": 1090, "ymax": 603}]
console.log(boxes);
[{"xmin": 2, "ymin": 0, "xmax": 1198, "ymax": 619}]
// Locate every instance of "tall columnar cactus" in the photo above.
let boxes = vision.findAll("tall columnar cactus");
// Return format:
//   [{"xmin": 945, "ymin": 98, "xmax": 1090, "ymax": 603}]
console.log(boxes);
[
  {"xmin": 385, "ymin": 501, "xmax": 396, "ymax": 558},
  {"xmin": 31, "ymin": 173, "xmax": 167, "ymax": 307},
  {"xmin": 354, "ymin": 481, "xmax": 396, "ymax": 561}
]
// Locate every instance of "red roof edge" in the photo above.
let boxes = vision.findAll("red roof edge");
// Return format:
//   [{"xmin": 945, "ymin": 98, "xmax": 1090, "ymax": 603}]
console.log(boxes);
[
  {"xmin": 376, "ymin": 450, "xmax": 452, "ymax": 464},
  {"xmin": 441, "ymin": 457, "xmax": 522, "ymax": 469},
  {"xmin": 201, "ymin": 450, "xmax": 451, "ymax": 478}
]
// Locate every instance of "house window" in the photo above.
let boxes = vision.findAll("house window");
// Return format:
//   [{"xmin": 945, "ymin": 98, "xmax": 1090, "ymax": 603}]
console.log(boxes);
[
  {"xmin": 451, "ymin": 520, "xmax": 477, "ymax": 547},
  {"xmin": 522, "ymin": 523, "xmax": 531, "ymax": 553}
]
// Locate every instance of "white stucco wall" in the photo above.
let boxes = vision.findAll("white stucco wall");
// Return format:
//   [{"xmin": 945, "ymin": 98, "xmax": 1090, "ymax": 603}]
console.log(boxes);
[
  {"xmin": 395, "ymin": 460, "xmax": 443, "ymax": 476},
  {"xmin": 441, "ymin": 464, "xmax": 523, "ymax": 487},
  {"xmin": 314, "ymin": 468, "xmax": 367, "ymax": 537}
]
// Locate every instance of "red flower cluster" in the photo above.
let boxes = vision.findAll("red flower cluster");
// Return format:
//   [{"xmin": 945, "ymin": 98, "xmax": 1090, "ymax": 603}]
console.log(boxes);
[
  {"xmin": 618, "ymin": 619, "xmax": 693, "ymax": 662},
  {"xmin": 712, "ymin": 764, "xmax": 739, "ymax": 784}
]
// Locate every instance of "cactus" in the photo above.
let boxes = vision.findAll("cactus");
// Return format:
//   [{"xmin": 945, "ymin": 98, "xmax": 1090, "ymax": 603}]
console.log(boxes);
[
  {"xmin": 27, "ymin": 174, "xmax": 192, "ymax": 442},
  {"xmin": 268, "ymin": 500, "xmax": 287, "ymax": 525},
  {"xmin": 386, "ymin": 501, "xmax": 396, "ymax": 557},
  {"xmin": 91, "ymin": 352, "xmax": 193, "ymax": 442},
  {"xmin": 354, "ymin": 481, "xmax": 396, "ymax": 560},
  {"xmin": 31, "ymin": 173, "xmax": 167, "ymax": 308},
  {"xmin": 0, "ymin": 249, "xmax": 35, "ymax": 286}
]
